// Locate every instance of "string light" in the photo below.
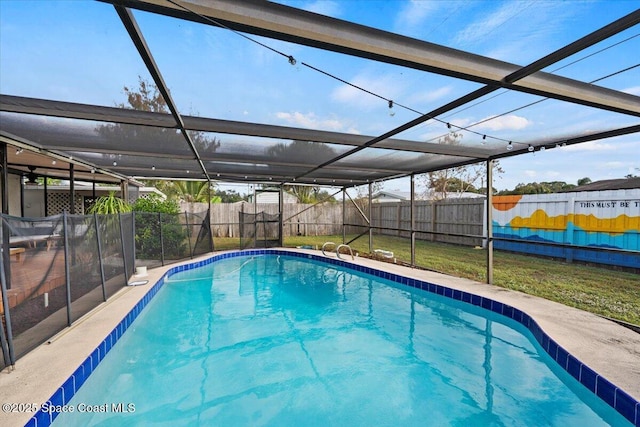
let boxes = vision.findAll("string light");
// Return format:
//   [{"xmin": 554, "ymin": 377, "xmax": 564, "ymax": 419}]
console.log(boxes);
[
  {"xmin": 507, "ymin": 142, "xmax": 513, "ymax": 151},
  {"xmin": 528, "ymin": 145, "xmax": 534, "ymax": 152},
  {"xmin": 388, "ymin": 100, "xmax": 395, "ymax": 116},
  {"xmin": 52, "ymin": 160, "xmax": 56, "ymax": 165},
  {"xmin": 540, "ymin": 146, "xmax": 546, "ymax": 152},
  {"xmin": 288, "ymin": 55, "xmax": 296, "ymax": 66},
  {"xmin": 446, "ymin": 123, "xmax": 451, "ymax": 129},
  {"xmin": 113, "ymin": 161, "xmax": 117, "ymax": 166},
  {"xmin": 91, "ymin": 168, "xmax": 96, "ymax": 173},
  {"xmin": 151, "ymin": 165, "xmax": 156, "ymax": 171}
]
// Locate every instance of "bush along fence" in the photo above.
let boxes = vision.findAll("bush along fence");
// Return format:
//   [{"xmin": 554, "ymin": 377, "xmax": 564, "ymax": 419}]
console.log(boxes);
[{"xmin": 0, "ymin": 210, "xmax": 212, "ymax": 369}]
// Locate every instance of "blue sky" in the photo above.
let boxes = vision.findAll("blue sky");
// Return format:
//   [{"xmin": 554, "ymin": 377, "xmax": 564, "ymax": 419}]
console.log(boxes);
[{"xmin": 1, "ymin": 0, "xmax": 638, "ymax": 194}]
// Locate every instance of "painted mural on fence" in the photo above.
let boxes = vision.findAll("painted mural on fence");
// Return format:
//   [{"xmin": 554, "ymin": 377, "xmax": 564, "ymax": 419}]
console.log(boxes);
[{"xmin": 492, "ymin": 190, "xmax": 640, "ymax": 268}]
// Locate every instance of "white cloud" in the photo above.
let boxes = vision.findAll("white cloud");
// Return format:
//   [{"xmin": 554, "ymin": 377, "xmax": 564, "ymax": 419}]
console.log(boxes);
[
  {"xmin": 454, "ymin": 2, "xmax": 526, "ymax": 45},
  {"xmin": 408, "ymin": 86, "xmax": 453, "ymax": 105},
  {"xmin": 302, "ymin": 1, "xmax": 341, "ymax": 17},
  {"xmin": 563, "ymin": 140, "xmax": 615, "ymax": 152},
  {"xmin": 275, "ymin": 111, "xmax": 352, "ymax": 132},
  {"xmin": 394, "ymin": 0, "xmax": 438, "ymax": 30},
  {"xmin": 622, "ymin": 86, "xmax": 640, "ymax": 96},
  {"xmin": 600, "ymin": 161, "xmax": 625, "ymax": 169},
  {"xmin": 331, "ymin": 74, "xmax": 403, "ymax": 109},
  {"xmin": 524, "ymin": 170, "xmax": 537, "ymax": 178},
  {"xmin": 474, "ymin": 115, "xmax": 532, "ymax": 131}
]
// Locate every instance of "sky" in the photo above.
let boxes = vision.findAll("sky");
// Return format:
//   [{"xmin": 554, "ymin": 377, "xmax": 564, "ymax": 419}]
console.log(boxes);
[{"xmin": 1, "ymin": 0, "xmax": 639, "ymax": 195}]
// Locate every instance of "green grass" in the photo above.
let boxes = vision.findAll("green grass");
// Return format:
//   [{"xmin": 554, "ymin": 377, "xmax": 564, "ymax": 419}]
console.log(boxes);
[{"xmin": 213, "ymin": 234, "xmax": 640, "ymax": 325}]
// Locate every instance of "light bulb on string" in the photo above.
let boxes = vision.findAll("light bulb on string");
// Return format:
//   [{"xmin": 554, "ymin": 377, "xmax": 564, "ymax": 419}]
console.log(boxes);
[
  {"xmin": 388, "ymin": 100, "xmax": 395, "ymax": 117},
  {"xmin": 528, "ymin": 145, "xmax": 534, "ymax": 152},
  {"xmin": 507, "ymin": 142, "xmax": 513, "ymax": 151}
]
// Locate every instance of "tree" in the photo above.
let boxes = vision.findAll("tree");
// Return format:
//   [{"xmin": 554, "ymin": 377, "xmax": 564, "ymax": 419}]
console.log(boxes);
[
  {"xmin": 496, "ymin": 181, "xmax": 576, "ymax": 195},
  {"xmin": 577, "ymin": 177, "xmax": 592, "ymax": 186},
  {"xmin": 164, "ymin": 181, "xmax": 211, "ymax": 203},
  {"xmin": 417, "ymin": 131, "xmax": 503, "ymax": 200},
  {"xmin": 267, "ymin": 140, "xmax": 338, "ymax": 203},
  {"xmin": 212, "ymin": 189, "xmax": 245, "ymax": 203},
  {"xmin": 96, "ymin": 76, "xmax": 220, "ymax": 189}
]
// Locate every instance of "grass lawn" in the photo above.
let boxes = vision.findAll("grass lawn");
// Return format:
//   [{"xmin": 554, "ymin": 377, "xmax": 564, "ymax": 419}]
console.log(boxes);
[{"xmin": 213, "ymin": 234, "xmax": 640, "ymax": 325}]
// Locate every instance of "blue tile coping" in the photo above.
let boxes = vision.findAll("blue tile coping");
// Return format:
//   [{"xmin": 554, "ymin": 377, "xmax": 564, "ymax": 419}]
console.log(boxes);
[{"xmin": 27, "ymin": 249, "xmax": 640, "ymax": 427}]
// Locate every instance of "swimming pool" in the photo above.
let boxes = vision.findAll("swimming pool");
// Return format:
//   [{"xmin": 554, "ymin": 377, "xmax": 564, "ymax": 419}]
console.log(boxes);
[{"xmin": 34, "ymin": 250, "xmax": 636, "ymax": 426}]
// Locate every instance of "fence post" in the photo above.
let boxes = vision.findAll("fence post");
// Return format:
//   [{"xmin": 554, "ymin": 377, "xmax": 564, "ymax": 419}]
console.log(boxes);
[
  {"xmin": 119, "ymin": 213, "xmax": 129, "ymax": 286},
  {"xmin": 185, "ymin": 211, "xmax": 193, "ymax": 258},
  {"xmin": 132, "ymin": 211, "xmax": 136, "ymax": 268},
  {"xmin": 411, "ymin": 174, "xmax": 416, "ymax": 267},
  {"xmin": 208, "ymin": 209, "xmax": 214, "ymax": 252},
  {"xmin": 342, "ymin": 188, "xmax": 346, "ymax": 244},
  {"xmin": 63, "ymin": 211, "xmax": 73, "ymax": 326},
  {"xmin": 431, "ymin": 202, "xmax": 437, "ymax": 242},
  {"xmin": 159, "ymin": 213, "xmax": 165, "ymax": 266},
  {"xmin": 486, "ymin": 160, "xmax": 494, "ymax": 285},
  {"xmin": 368, "ymin": 182, "xmax": 373, "ymax": 253},
  {"xmin": 94, "ymin": 213, "xmax": 107, "ymax": 302}
]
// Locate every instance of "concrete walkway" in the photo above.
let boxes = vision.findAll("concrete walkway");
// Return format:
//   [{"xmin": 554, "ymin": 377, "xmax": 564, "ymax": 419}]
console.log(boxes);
[{"xmin": 1, "ymin": 248, "xmax": 639, "ymax": 426}]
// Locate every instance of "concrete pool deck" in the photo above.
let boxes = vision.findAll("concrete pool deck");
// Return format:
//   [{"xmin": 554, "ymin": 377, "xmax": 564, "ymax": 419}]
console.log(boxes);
[{"xmin": 1, "ymin": 248, "xmax": 639, "ymax": 426}]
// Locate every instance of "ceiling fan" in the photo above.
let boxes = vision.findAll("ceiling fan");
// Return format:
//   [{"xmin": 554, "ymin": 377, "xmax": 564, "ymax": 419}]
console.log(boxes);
[{"xmin": 26, "ymin": 166, "xmax": 38, "ymax": 185}]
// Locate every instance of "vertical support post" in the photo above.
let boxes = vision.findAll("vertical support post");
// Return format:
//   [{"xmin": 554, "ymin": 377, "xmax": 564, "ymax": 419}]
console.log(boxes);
[
  {"xmin": 131, "ymin": 211, "xmax": 136, "ymax": 267},
  {"xmin": 63, "ymin": 211, "xmax": 73, "ymax": 326},
  {"xmin": 120, "ymin": 180, "xmax": 129, "ymax": 205},
  {"xmin": 367, "ymin": 182, "xmax": 373, "ymax": 254},
  {"xmin": 0, "ymin": 143, "xmax": 11, "ymax": 290},
  {"xmin": 0, "ymin": 142, "xmax": 8, "ymax": 215},
  {"xmin": 119, "ymin": 213, "xmax": 129, "ymax": 285},
  {"xmin": 208, "ymin": 182, "xmax": 213, "ymax": 252},
  {"xmin": 19, "ymin": 176, "xmax": 24, "ymax": 217},
  {"xmin": 0, "ymin": 219, "xmax": 16, "ymax": 368},
  {"xmin": 69, "ymin": 163, "xmax": 75, "ymax": 214},
  {"xmin": 342, "ymin": 187, "xmax": 346, "ymax": 244},
  {"xmin": 278, "ymin": 185, "xmax": 284, "ymax": 246},
  {"xmin": 44, "ymin": 176, "xmax": 49, "ymax": 216},
  {"xmin": 411, "ymin": 174, "xmax": 416, "ymax": 267},
  {"xmin": 208, "ymin": 208, "xmax": 213, "ymax": 252},
  {"xmin": 185, "ymin": 211, "xmax": 193, "ymax": 259},
  {"xmin": 94, "ymin": 213, "xmax": 107, "ymax": 302},
  {"xmin": 159, "ymin": 212, "xmax": 165, "ymax": 266},
  {"xmin": 486, "ymin": 159, "xmax": 494, "ymax": 285}
]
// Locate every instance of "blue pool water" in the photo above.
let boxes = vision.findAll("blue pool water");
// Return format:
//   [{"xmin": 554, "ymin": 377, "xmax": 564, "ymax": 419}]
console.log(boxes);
[{"xmin": 53, "ymin": 254, "xmax": 631, "ymax": 426}]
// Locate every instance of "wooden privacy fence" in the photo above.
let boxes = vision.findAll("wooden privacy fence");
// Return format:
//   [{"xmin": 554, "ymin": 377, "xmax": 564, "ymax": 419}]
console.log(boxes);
[
  {"xmin": 181, "ymin": 198, "xmax": 486, "ymax": 246},
  {"xmin": 369, "ymin": 199, "xmax": 485, "ymax": 246}
]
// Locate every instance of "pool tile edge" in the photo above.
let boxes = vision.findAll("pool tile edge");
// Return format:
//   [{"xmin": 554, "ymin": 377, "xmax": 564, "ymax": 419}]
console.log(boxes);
[{"xmin": 27, "ymin": 249, "xmax": 640, "ymax": 427}]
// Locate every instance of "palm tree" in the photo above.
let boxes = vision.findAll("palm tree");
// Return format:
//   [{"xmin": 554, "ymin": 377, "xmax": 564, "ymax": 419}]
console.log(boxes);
[{"xmin": 167, "ymin": 181, "xmax": 211, "ymax": 203}]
